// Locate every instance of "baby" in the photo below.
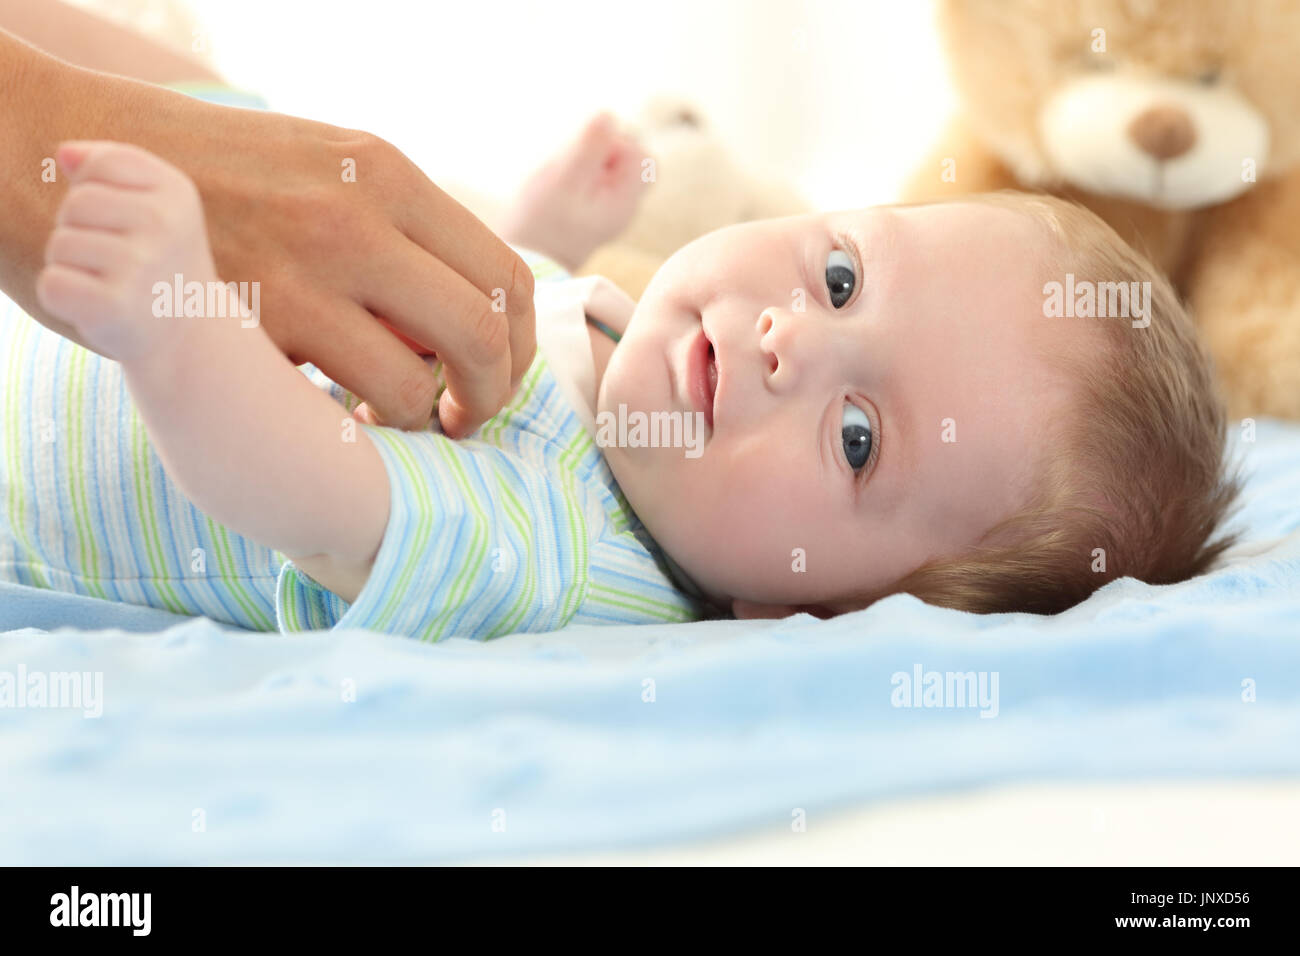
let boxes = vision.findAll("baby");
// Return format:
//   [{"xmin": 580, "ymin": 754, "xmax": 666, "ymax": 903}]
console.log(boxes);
[{"xmin": 2, "ymin": 121, "xmax": 1239, "ymax": 636}]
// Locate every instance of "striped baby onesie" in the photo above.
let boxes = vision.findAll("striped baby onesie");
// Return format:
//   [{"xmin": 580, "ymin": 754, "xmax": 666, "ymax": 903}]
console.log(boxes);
[{"xmin": 0, "ymin": 248, "xmax": 702, "ymax": 637}]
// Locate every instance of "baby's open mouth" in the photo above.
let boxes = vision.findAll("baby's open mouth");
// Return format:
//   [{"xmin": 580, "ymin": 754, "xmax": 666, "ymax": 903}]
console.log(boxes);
[{"xmin": 687, "ymin": 329, "xmax": 717, "ymax": 430}]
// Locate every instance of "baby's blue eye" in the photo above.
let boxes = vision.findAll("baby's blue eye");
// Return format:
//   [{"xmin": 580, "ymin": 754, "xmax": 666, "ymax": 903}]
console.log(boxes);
[
  {"xmin": 841, "ymin": 403, "xmax": 873, "ymax": 472},
  {"xmin": 826, "ymin": 249, "xmax": 856, "ymax": 309}
]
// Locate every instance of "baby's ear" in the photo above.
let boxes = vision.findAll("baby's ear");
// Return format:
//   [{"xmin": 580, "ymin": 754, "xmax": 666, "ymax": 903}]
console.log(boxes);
[{"xmin": 731, "ymin": 599, "xmax": 804, "ymax": 620}]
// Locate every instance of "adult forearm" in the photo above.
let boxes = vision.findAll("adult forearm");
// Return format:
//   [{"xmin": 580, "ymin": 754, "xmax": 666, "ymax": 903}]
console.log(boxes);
[
  {"xmin": 0, "ymin": 29, "xmax": 70, "ymax": 331},
  {"xmin": 0, "ymin": 0, "xmax": 221, "ymax": 83}
]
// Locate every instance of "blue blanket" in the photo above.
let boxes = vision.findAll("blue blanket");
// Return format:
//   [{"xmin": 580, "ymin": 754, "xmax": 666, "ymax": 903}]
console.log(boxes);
[{"xmin": 2, "ymin": 421, "xmax": 1298, "ymax": 863}]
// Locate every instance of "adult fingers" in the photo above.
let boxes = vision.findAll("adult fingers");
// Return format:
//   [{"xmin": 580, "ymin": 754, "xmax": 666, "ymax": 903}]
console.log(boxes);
[
  {"xmin": 359, "ymin": 234, "xmax": 515, "ymax": 438},
  {"xmin": 298, "ymin": 292, "xmax": 444, "ymax": 432},
  {"xmin": 395, "ymin": 184, "xmax": 536, "ymax": 391}
]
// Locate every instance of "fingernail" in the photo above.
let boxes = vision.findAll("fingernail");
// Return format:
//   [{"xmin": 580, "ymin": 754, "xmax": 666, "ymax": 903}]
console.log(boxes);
[
  {"xmin": 56, "ymin": 142, "xmax": 89, "ymax": 173},
  {"xmin": 435, "ymin": 391, "xmax": 457, "ymax": 435}
]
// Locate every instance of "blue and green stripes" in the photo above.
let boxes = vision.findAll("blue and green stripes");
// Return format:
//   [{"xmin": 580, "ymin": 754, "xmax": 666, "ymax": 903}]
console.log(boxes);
[
  {"xmin": 0, "ymin": 300, "xmax": 281, "ymax": 629},
  {"xmin": 276, "ymin": 353, "xmax": 701, "ymax": 639}
]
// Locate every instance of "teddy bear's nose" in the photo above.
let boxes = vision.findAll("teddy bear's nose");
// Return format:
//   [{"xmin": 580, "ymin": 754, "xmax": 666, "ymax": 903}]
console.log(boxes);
[{"xmin": 1127, "ymin": 105, "xmax": 1197, "ymax": 161}]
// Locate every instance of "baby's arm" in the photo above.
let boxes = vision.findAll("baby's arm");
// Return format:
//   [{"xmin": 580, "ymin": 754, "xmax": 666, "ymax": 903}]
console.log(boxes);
[{"xmin": 36, "ymin": 141, "xmax": 388, "ymax": 601}]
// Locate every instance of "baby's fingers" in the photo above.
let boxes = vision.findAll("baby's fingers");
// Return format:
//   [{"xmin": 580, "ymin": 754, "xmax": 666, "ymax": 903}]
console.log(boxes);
[
  {"xmin": 56, "ymin": 140, "xmax": 174, "ymax": 190},
  {"xmin": 57, "ymin": 182, "xmax": 156, "ymax": 232},
  {"xmin": 44, "ymin": 226, "xmax": 133, "ymax": 277},
  {"xmin": 35, "ymin": 264, "xmax": 114, "ymax": 328}
]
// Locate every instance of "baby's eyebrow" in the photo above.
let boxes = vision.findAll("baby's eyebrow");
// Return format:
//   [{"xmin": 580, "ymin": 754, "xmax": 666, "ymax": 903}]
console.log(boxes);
[{"xmin": 841, "ymin": 206, "xmax": 902, "ymax": 259}]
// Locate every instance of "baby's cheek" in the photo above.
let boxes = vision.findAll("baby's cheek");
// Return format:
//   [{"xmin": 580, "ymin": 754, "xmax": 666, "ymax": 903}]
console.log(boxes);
[
  {"xmin": 599, "ymin": 338, "xmax": 656, "ymax": 416},
  {"xmin": 740, "ymin": 457, "xmax": 835, "ymax": 583},
  {"xmin": 691, "ymin": 473, "xmax": 805, "ymax": 584}
]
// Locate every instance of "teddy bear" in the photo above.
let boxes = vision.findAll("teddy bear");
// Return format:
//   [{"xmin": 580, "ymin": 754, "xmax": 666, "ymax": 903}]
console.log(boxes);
[{"xmin": 901, "ymin": 0, "xmax": 1300, "ymax": 420}]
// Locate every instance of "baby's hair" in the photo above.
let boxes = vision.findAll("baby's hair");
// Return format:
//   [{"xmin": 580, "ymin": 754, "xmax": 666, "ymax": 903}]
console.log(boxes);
[{"xmin": 872, "ymin": 191, "xmax": 1242, "ymax": 615}]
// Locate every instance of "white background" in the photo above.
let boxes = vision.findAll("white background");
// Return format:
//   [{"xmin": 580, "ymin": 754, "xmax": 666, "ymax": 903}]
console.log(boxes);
[{"xmin": 180, "ymin": 0, "xmax": 955, "ymax": 213}]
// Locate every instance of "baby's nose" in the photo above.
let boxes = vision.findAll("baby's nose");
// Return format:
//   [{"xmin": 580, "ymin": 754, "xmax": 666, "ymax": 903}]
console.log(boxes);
[
  {"xmin": 758, "ymin": 307, "xmax": 835, "ymax": 386},
  {"xmin": 757, "ymin": 311, "xmax": 780, "ymax": 377},
  {"xmin": 758, "ymin": 304, "xmax": 857, "ymax": 391}
]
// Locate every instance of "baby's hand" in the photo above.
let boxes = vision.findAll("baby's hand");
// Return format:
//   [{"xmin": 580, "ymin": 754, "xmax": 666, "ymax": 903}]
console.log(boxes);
[{"xmin": 37, "ymin": 141, "xmax": 222, "ymax": 364}]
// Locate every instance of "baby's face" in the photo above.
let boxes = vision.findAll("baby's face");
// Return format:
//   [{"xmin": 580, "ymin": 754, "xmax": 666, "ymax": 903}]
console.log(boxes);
[{"xmin": 598, "ymin": 202, "xmax": 1080, "ymax": 617}]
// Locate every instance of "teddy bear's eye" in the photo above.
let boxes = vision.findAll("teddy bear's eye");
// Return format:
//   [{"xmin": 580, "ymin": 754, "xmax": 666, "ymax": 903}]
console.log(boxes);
[{"xmin": 1196, "ymin": 65, "xmax": 1222, "ymax": 86}]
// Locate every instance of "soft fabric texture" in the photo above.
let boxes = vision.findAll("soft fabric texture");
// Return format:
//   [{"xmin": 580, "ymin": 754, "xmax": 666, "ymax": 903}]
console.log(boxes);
[
  {"xmin": 531, "ymin": 270, "xmax": 637, "ymax": 436},
  {"xmin": 161, "ymin": 82, "xmax": 270, "ymax": 110}
]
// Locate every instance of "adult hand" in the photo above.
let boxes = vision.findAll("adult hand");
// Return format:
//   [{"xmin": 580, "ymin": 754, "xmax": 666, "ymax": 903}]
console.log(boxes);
[
  {"xmin": 176, "ymin": 108, "xmax": 538, "ymax": 437},
  {"xmin": 1, "ymin": 29, "xmax": 535, "ymax": 436}
]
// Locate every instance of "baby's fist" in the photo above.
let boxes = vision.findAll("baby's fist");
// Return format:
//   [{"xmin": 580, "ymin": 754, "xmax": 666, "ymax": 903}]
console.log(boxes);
[{"xmin": 37, "ymin": 141, "xmax": 219, "ymax": 363}]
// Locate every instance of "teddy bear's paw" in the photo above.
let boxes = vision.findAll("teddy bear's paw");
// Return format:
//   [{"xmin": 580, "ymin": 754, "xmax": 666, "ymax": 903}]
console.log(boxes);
[{"xmin": 1205, "ymin": 309, "xmax": 1300, "ymax": 422}]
